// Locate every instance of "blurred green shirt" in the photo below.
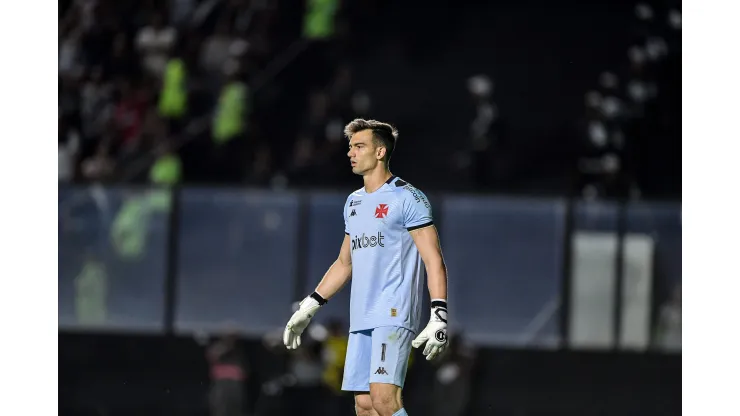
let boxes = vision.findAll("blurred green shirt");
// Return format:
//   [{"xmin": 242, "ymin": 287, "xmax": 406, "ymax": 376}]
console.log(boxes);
[
  {"xmin": 303, "ymin": 0, "xmax": 338, "ymax": 39},
  {"xmin": 75, "ymin": 260, "xmax": 108, "ymax": 325},
  {"xmin": 213, "ymin": 82, "xmax": 249, "ymax": 144}
]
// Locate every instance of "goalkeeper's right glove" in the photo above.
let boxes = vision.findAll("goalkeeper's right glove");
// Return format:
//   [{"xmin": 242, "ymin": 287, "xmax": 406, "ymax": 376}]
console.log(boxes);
[{"xmin": 283, "ymin": 292, "xmax": 327, "ymax": 350}]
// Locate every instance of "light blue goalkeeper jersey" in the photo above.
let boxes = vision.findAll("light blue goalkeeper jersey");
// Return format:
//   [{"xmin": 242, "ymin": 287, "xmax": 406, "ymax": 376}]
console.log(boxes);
[{"xmin": 343, "ymin": 176, "xmax": 434, "ymax": 334}]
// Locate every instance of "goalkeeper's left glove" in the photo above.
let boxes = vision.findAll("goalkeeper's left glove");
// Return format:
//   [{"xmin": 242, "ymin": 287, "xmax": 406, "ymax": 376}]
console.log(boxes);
[{"xmin": 412, "ymin": 299, "xmax": 449, "ymax": 360}]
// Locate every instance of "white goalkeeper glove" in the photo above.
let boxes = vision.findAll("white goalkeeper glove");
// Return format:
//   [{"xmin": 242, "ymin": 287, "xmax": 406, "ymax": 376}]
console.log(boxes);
[
  {"xmin": 412, "ymin": 300, "xmax": 449, "ymax": 360},
  {"xmin": 283, "ymin": 292, "xmax": 326, "ymax": 350}
]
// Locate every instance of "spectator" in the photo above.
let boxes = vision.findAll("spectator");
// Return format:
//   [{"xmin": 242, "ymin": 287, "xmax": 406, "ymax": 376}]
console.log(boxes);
[
  {"xmin": 139, "ymin": 106, "xmax": 169, "ymax": 155},
  {"xmin": 59, "ymin": 76, "xmax": 82, "ymax": 128},
  {"xmin": 80, "ymin": 66, "xmax": 114, "ymax": 143},
  {"xmin": 236, "ymin": 0, "xmax": 278, "ymax": 66},
  {"xmin": 81, "ymin": 141, "xmax": 115, "ymax": 182},
  {"xmin": 667, "ymin": 8, "xmax": 681, "ymax": 31},
  {"xmin": 76, "ymin": 0, "xmax": 98, "ymax": 32},
  {"xmin": 287, "ymin": 91, "xmax": 330, "ymax": 183},
  {"xmin": 598, "ymin": 71, "xmax": 624, "ymax": 122},
  {"xmin": 625, "ymin": 46, "xmax": 656, "ymax": 118},
  {"xmin": 465, "ymin": 74, "xmax": 500, "ymax": 187},
  {"xmin": 59, "ymin": 115, "xmax": 81, "ymax": 183},
  {"xmin": 207, "ymin": 331, "xmax": 248, "ymax": 416},
  {"xmin": 113, "ymin": 80, "xmax": 148, "ymax": 155},
  {"xmin": 321, "ymin": 319, "xmax": 353, "ymax": 416},
  {"xmin": 104, "ymin": 33, "xmax": 141, "ymax": 82},
  {"xmin": 303, "ymin": 0, "xmax": 339, "ymax": 41},
  {"xmin": 149, "ymin": 140, "xmax": 182, "ymax": 187},
  {"xmin": 326, "ymin": 64, "xmax": 353, "ymax": 115},
  {"xmin": 301, "ymin": 0, "xmax": 341, "ymax": 87},
  {"xmin": 321, "ymin": 319, "xmax": 348, "ymax": 394},
  {"xmin": 200, "ymin": 18, "xmax": 235, "ymax": 79},
  {"xmin": 144, "ymin": 137, "xmax": 183, "ymax": 211},
  {"xmin": 429, "ymin": 334, "xmax": 476, "ymax": 416},
  {"xmin": 210, "ymin": 67, "xmax": 250, "ymax": 182},
  {"xmin": 170, "ymin": 0, "xmax": 197, "ymax": 26},
  {"xmin": 79, "ymin": 3, "xmax": 117, "ymax": 69},
  {"xmin": 59, "ymin": 26, "xmax": 83, "ymax": 78},
  {"xmin": 654, "ymin": 282, "xmax": 681, "ymax": 352},
  {"xmin": 289, "ymin": 344, "xmax": 324, "ymax": 388},
  {"xmin": 584, "ymin": 90, "xmax": 608, "ymax": 147},
  {"xmin": 326, "ymin": 63, "xmax": 372, "ymax": 118},
  {"xmin": 74, "ymin": 253, "xmax": 108, "ymax": 325},
  {"xmin": 158, "ymin": 52, "xmax": 189, "ymax": 132},
  {"xmin": 136, "ymin": 13, "xmax": 177, "ymax": 78},
  {"xmin": 110, "ymin": 192, "xmax": 151, "ymax": 261}
]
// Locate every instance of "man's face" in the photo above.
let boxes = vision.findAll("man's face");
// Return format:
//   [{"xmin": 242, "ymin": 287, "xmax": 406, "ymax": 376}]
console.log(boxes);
[{"xmin": 347, "ymin": 129, "xmax": 383, "ymax": 175}]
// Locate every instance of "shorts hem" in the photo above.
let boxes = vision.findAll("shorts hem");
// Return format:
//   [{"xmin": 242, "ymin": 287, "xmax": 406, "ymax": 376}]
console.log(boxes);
[
  {"xmin": 341, "ymin": 381, "xmax": 404, "ymax": 392},
  {"xmin": 341, "ymin": 385, "xmax": 370, "ymax": 392},
  {"xmin": 369, "ymin": 380, "xmax": 404, "ymax": 388}
]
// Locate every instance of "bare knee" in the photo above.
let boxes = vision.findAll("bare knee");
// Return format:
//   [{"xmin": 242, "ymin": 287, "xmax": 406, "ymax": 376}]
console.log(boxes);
[
  {"xmin": 370, "ymin": 387, "xmax": 402, "ymax": 416},
  {"xmin": 354, "ymin": 393, "xmax": 375, "ymax": 416}
]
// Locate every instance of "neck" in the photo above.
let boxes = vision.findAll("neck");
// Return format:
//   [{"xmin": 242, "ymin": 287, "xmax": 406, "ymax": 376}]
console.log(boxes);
[{"xmin": 363, "ymin": 166, "xmax": 393, "ymax": 193}]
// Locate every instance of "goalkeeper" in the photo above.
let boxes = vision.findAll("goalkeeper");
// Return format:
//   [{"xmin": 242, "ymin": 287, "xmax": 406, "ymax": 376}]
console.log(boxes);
[{"xmin": 283, "ymin": 119, "xmax": 449, "ymax": 416}]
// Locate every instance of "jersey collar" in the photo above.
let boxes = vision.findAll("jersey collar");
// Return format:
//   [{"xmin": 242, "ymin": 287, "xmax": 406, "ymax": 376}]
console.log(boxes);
[{"xmin": 361, "ymin": 175, "xmax": 397, "ymax": 195}]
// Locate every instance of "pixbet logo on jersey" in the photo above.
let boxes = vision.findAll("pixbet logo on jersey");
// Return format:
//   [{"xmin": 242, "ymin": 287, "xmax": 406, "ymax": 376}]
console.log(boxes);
[{"xmin": 351, "ymin": 232, "xmax": 386, "ymax": 251}]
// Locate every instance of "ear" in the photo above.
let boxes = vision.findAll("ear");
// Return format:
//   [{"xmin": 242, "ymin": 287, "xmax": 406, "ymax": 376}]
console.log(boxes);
[{"xmin": 376, "ymin": 146, "xmax": 387, "ymax": 161}]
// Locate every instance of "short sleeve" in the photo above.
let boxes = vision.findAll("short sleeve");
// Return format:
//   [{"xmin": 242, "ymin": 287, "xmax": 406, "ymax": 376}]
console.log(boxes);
[
  {"xmin": 343, "ymin": 195, "xmax": 352, "ymax": 235},
  {"xmin": 402, "ymin": 188, "xmax": 434, "ymax": 230}
]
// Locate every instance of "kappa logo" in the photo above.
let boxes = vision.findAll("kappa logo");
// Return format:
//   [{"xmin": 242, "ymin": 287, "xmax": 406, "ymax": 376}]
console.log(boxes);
[
  {"xmin": 375, "ymin": 204, "xmax": 389, "ymax": 218},
  {"xmin": 374, "ymin": 367, "xmax": 389, "ymax": 375},
  {"xmin": 349, "ymin": 209, "xmax": 357, "ymax": 217}
]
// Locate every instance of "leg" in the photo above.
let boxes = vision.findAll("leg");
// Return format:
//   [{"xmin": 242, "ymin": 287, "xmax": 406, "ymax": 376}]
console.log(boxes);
[
  {"xmin": 354, "ymin": 392, "xmax": 379, "ymax": 416},
  {"xmin": 369, "ymin": 383, "xmax": 404, "ymax": 416},
  {"xmin": 368, "ymin": 326, "xmax": 415, "ymax": 416}
]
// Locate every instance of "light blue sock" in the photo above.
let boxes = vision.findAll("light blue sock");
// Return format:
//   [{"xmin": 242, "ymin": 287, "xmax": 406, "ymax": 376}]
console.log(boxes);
[{"xmin": 392, "ymin": 409, "xmax": 408, "ymax": 416}]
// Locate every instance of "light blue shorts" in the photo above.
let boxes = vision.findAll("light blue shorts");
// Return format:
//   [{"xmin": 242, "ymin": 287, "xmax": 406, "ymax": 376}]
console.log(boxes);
[{"xmin": 341, "ymin": 326, "xmax": 414, "ymax": 392}]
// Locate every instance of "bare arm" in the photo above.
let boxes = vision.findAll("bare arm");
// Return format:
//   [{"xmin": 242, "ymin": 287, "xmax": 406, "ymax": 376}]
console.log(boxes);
[
  {"xmin": 410, "ymin": 225, "xmax": 448, "ymax": 300},
  {"xmin": 314, "ymin": 234, "xmax": 353, "ymax": 300}
]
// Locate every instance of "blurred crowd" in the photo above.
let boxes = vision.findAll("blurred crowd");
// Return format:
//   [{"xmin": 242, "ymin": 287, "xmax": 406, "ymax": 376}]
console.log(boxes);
[
  {"xmin": 578, "ymin": 2, "xmax": 681, "ymax": 199},
  {"xmin": 58, "ymin": 0, "xmax": 374, "ymax": 189},
  {"xmin": 58, "ymin": 0, "xmax": 681, "ymax": 198}
]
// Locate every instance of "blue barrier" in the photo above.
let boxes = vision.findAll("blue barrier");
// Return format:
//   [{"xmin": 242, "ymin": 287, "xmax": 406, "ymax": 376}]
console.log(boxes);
[
  {"xmin": 174, "ymin": 189, "xmax": 299, "ymax": 335},
  {"xmin": 442, "ymin": 196, "xmax": 566, "ymax": 347},
  {"xmin": 58, "ymin": 186, "xmax": 680, "ymax": 348},
  {"xmin": 58, "ymin": 187, "xmax": 169, "ymax": 331}
]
